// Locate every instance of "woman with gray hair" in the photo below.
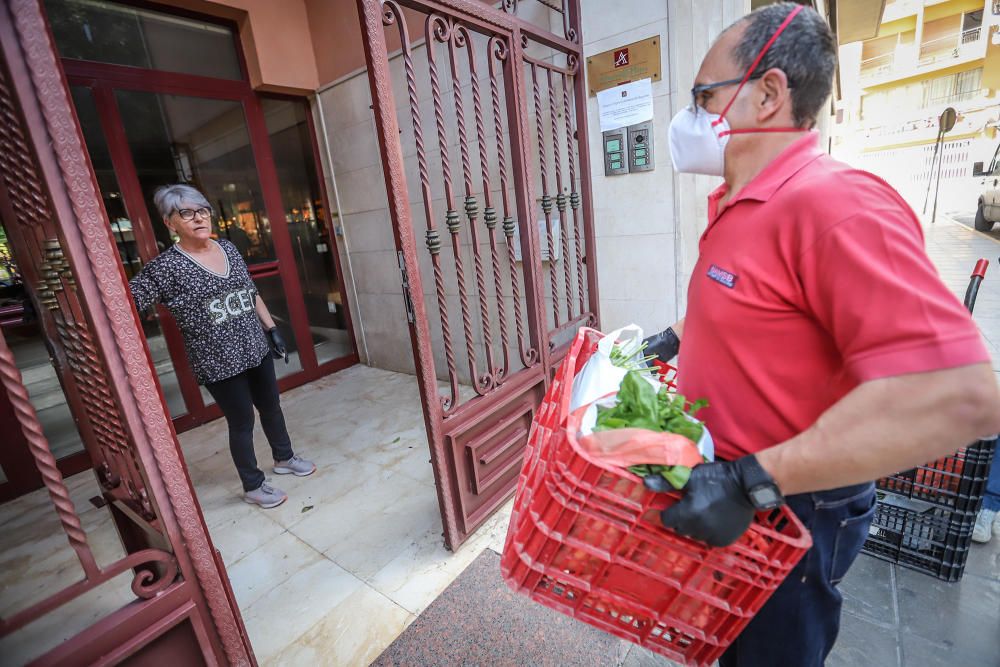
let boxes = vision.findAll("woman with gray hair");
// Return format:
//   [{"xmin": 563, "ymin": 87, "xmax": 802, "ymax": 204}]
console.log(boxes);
[{"xmin": 128, "ymin": 184, "xmax": 315, "ymax": 509}]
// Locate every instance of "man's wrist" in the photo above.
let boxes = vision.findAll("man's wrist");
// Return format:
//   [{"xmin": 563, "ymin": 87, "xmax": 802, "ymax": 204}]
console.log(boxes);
[
  {"xmin": 752, "ymin": 448, "xmax": 788, "ymax": 496},
  {"xmin": 736, "ymin": 454, "xmax": 785, "ymax": 509}
]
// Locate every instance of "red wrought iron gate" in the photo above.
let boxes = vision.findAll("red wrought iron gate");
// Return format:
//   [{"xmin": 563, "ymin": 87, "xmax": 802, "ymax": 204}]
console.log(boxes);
[
  {"xmin": 356, "ymin": 0, "xmax": 600, "ymax": 549},
  {"xmin": 0, "ymin": 0, "xmax": 251, "ymax": 664}
]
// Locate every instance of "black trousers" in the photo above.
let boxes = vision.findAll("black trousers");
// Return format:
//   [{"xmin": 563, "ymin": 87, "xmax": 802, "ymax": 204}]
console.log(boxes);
[
  {"xmin": 719, "ymin": 482, "xmax": 877, "ymax": 667},
  {"xmin": 204, "ymin": 355, "xmax": 294, "ymax": 492}
]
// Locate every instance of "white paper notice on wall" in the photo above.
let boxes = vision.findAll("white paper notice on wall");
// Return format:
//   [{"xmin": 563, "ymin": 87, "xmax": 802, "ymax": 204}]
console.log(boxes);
[
  {"xmin": 597, "ymin": 78, "xmax": 653, "ymax": 132},
  {"xmin": 512, "ymin": 218, "xmax": 561, "ymax": 263}
]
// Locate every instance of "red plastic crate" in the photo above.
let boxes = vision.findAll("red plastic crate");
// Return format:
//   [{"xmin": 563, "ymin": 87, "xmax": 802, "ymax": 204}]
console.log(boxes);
[{"xmin": 501, "ymin": 328, "xmax": 812, "ymax": 666}]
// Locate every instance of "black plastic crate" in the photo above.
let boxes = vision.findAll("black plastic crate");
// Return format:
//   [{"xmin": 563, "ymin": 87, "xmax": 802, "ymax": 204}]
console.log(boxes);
[
  {"xmin": 876, "ymin": 438, "xmax": 996, "ymax": 512},
  {"xmin": 862, "ymin": 492, "xmax": 982, "ymax": 582}
]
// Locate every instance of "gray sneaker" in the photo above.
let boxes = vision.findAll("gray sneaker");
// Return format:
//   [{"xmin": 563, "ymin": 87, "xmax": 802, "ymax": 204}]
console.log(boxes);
[
  {"xmin": 244, "ymin": 482, "xmax": 287, "ymax": 509},
  {"xmin": 273, "ymin": 454, "xmax": 316, "ymax": 477}
]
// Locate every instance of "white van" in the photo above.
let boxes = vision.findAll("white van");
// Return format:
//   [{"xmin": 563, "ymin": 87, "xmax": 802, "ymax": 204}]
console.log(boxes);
[{"xmin": 973, "ymin": 142, "xmax": 1000, "ymax": 232}]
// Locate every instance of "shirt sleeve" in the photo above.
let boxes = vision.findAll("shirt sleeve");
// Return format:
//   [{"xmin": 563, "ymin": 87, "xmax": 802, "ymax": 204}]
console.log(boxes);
[
  {"xmin": 128, "ymin": 263, "xmax": 163, "ymax": 312},
  {"xmin": 798, "ymin": 207, "xmax": 990, "ymax": 381}
]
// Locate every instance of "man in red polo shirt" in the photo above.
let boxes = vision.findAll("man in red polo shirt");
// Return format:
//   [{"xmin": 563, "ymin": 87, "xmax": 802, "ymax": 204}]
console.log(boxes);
[{"xmin": 643, "ymin": 4, "xmax": 1000, "ymax": 665}]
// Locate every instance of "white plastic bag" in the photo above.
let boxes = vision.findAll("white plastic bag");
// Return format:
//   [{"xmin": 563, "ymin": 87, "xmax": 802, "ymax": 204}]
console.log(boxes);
[{"xmin": 569, "ymin": 324, "xmax": 657, "ymax": 411}]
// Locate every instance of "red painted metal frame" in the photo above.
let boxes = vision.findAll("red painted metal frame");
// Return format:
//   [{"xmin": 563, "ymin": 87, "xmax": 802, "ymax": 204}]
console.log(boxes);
[
  {"xmin": 0, "ymin": 0, "xmax": 254, "ymax": 662},
  {"xmin": 357, "ymin": 0, "xmax": 599, "ymax": 549},
  {"xmin": 57, "ymin": 51, "xmax": 360, "ymax": 433}
]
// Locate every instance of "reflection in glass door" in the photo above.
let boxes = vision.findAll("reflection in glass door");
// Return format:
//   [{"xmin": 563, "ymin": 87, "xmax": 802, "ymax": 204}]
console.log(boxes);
[
  {"xmin": 70, "ymin": 85, "xmax": 188, "ymax": 418},
  {"xmin": 262, "ymin": 98, "xmax": 354, "ymax": 366}
]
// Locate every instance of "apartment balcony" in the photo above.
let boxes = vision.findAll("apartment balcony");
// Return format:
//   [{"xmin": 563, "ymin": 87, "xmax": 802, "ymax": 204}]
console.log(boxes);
[
  {"xmin": 881, "ymin": 0, "xmax": 922, "ymax": 23},
  {"xmin": 918, "ymin": 27, "xmax": 986, "ymax": 66},
  {"xmin": 860, "ymin": 28, "xmax": 986, "ymax": 88},
  {"xmin": 860, "ymin": 52, "xmax": 897, "ymax": 83}
]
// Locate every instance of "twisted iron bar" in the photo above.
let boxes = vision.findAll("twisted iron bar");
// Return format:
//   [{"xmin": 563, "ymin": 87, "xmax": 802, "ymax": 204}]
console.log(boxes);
[
  {"xmin": 426, "ymin": 14, "xmax": 484, "ymax": 397},
  {"xmin": 500, "ymin": 0, "xmax": 577, "ymax": 42},
  {"xmin": 530, "ymin": 63, "xmax": 561, "ymax": 328},
  {"xmin": 463, "ymin": 26, "xmax": 510, "ymax": 384},
  {"xmin": 561, "ymin": 67, "xmax": 586, "ymax": 316},
  {"xmin": 384, "ymin": 3, "xmax": 459, "ymax": 415},
  {"xmin": 449, "ymin": 24, "xmax": 495, "ymax": 394},
  {"xmin": 546, "ymin": 66, "xmax": 574, "ymax": 322},
  {"xmin": 0, "ymin": 327, "xmax": 98, "ymax": 580},
  {"xmin": 489, "ymin": 36, "xmax": 538, "ymax": 369}
]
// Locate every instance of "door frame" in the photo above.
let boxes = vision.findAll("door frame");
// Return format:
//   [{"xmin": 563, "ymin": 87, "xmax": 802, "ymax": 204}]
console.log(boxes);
[
  {"xmin": 356, "ymin": 0, "xmax": 599, "ymax": 549},
  {"xmin": 0, "ymin": 0, "xmax": 252, "ymax": 660},
  {"xmin": 59, "ymin": 55, "xmax": 359, "ymax": 432}
]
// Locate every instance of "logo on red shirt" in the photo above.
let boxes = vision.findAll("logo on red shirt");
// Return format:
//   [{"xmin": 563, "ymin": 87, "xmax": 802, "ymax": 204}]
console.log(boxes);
[{"xmin": 707, "ymin": 264, "xmax": 737, "ymax": 289}]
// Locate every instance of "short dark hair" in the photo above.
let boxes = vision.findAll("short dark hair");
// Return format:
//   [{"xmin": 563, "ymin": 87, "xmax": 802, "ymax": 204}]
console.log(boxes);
[{"xmin": 730, "ymin": 2, "xmax": 837, "ymax": 127}]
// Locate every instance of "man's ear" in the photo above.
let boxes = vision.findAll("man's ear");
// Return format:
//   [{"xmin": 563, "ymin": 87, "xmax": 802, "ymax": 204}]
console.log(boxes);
[{"xmin": 757, "ymin": 67, "xmax": 793, "ymax": 125}]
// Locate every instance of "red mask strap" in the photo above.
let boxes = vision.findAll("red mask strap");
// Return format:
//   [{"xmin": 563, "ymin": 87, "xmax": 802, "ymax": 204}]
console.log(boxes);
[
  {"xmin": 712, "ymin": 4, "xmax": 805, "ymax": 128},
  {"xmin": 718, "ymin": 127, "xmax": 807, "ymax": 138}
]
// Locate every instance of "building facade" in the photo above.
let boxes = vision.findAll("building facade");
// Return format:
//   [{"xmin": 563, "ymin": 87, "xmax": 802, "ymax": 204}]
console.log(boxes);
[{"xmin": 833, "ymin": 0, "xmax": 1000, "ymax": 213}]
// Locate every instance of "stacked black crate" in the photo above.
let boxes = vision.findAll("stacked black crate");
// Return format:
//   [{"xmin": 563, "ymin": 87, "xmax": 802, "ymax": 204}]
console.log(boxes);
[{"xmin": 863, "ymin": 437, "xmax": 997, "ymax": 581}]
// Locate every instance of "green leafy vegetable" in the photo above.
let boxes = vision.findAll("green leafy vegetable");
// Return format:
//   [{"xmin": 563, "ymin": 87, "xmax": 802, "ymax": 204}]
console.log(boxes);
[
  {"xmin": 609, "ymin": 340, "xmax": 658, "ymax": 374},
  {"xmin": 594, "ymin": 371, "xmax": 708, "ymax": 490}
]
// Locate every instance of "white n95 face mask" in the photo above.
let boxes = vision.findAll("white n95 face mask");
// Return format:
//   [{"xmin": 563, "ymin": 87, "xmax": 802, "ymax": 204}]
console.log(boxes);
[
  {"xmin": 668, "ymin": 106, "xmax": 729, "ymax": 177},
  {"xmin": 668, "ymin": 4, "xmax": 807, "ymax": 177}
]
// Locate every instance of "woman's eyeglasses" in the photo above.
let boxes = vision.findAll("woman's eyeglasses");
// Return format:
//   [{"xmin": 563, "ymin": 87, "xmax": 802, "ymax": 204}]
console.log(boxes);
[{"xmin": 176, "ymin": 207, "xmax": 212, "ymax": 221}]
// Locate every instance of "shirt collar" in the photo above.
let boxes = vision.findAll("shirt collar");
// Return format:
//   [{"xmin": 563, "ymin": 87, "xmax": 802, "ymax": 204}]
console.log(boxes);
[{"xmin": 707, "ymin": 131, "xmax": 824, "ymax": 222}]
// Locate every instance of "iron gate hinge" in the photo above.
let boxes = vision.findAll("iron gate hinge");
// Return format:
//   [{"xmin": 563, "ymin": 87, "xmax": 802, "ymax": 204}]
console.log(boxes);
[{"xmin": 398, "ymin": 251, "xmax": 415, "ymax": 324}]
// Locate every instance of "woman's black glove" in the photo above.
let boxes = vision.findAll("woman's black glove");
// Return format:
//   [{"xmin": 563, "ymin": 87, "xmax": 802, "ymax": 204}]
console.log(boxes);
[
  {"xmin": 650, "ymin": 455, "xmax": 783, "ymax": 547},
  {"xmin": 267, "ymin": 326, "xmax": 288, "ymax": 363},
  {"xmin": 643, "ymin": 327, "xmax": 681, "ymax": 362}
]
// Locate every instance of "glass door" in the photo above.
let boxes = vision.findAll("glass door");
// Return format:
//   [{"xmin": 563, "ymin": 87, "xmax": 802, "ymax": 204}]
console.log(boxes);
[
  {"xmin": 261, "ymin": 98, "xmax": 355, "ymax": 366},
  {"xmin": 49, "ymin": 0, "xmax": 357, "ymax": 433},
  {"xmin": 70, "ymin": 85, "xmax": 192, "ymax": 417},
  {"xmin": 112, "ymin": 89, "xmax": 304, "ymax": 383}
]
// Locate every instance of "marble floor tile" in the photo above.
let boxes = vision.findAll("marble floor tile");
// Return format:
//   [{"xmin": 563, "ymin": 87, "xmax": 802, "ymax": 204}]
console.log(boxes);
[
  {"xmin": 225, "ymin": 531, "xmax": 324, "ymax": 610},
  {"xmin": 0, "ymin": 364, "xmax": 520, "ymax": 665},
  {"xmin": 366, "ymin": 521, "xmax": 492, "ymax": 616},
  {"xmin": 257, "ymin": 459, "xmax": 388, "ymax": 532},
  {"xmin": 304, "ymin": 472, "xmax": 441, "ymax": 580},
  {"xmin": 205, "ymin": 502, "xmax": 289, "ymax": 568},
  {"xmin": 0, "ymin": 476, "xmax": 124, "ymax": 619},
  {"xmin": 272, "ymin": 584, "xmax": 414, "ymax": 667},
  {"xmin": 241, "ymin": 556, "xmax": 364, "ymax": 666}
]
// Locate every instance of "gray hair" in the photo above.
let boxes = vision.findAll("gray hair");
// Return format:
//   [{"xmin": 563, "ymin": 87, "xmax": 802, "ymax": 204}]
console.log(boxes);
[
  {"xmin": 153, "ymin": 184, "xmax": 212, "ymax": 220},
  {"xmin": 729, "ymin": 2, "xmax": 837, "ymax": 128}
]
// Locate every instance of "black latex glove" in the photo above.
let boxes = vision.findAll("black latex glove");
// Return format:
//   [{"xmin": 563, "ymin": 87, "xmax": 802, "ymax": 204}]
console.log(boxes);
[
  {"xmin": 643, "ymin": 327, "xmax": 681, "ymax": 362},
  {"xmin": 649, "ymin": 455, "xmax": 772, "ymax": 547},
  {"xmin": 267, "ymin": 326, "xmax": 288, "ymax": 363}
]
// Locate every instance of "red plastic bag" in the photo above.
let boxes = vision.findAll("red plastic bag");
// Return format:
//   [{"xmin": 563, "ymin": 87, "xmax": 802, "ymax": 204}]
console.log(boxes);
[{"xmin": 569, "ymin": 404, "xmax": 704, "ymax": 470}]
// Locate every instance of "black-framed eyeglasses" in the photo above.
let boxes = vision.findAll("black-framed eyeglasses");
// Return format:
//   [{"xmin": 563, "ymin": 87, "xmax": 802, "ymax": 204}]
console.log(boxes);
[
  {"xmin": 691, "ymin": 74, "xmax": 763, "ymax": 115},
  {"xmin": 176, "ymin": 207, "xmax": 212, "ymax": 221}
]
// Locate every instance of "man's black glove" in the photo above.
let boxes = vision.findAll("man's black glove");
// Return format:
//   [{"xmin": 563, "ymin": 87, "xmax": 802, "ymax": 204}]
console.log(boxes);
[
  {"xmin": 267, "ymin": 326, "xmax": 288, "ymax": 363},
  {"xmin": 643, "ymin": 327, "xmax": 681, "ymax": 362},
  {"xmin": 648, "ymin": 455, "xmax": 784, "ymax": 547}
]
